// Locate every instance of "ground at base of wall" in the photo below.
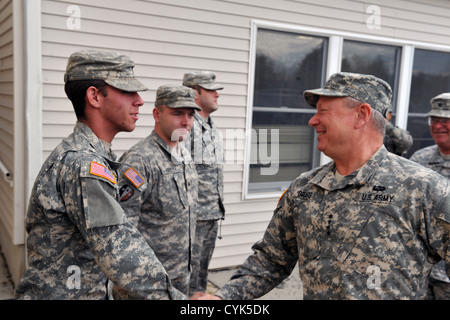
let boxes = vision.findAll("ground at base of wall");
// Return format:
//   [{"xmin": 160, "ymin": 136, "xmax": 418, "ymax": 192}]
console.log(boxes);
[{"xmin": 0, "ymin": 248, "xmax": 14, "ymax": 300}]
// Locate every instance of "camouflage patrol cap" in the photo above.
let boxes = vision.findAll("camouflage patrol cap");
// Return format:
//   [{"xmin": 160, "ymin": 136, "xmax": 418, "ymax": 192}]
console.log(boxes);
[
  {"xmin": 155, "ymin": 84, "xmax": 201, "ymax": 110},
  {"xmin": 64, "ymin": 49, "xmax": 148, "ymax": 92},
  {"xmin": 428, "ymin": 93, "xmax": 450, "ymax": 119},
  {"xmin": 183, "ymin": 71, "xmax": 224, "ymax": 90},
  {"xmin": 304, "ymin": 72, "xmax": 392, "ymax": 118}
]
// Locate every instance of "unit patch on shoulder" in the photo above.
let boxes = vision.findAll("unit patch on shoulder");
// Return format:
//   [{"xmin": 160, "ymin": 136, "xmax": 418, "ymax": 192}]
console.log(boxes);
[
  {"xmin": 124, "ymin": 167, "xmax": 144, "ymax": 188},
  {"xmin": 90, "ymin": 161, "xmax": 116, "ymax": 184},
  {"xmin": 119, "ymin": 184, "xmax": 134, "ymax": 202}
]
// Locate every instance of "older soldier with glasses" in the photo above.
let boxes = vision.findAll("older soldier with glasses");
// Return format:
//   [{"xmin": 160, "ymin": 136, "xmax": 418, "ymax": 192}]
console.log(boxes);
[
  {"xmin": 192, "ymin": 72, "xmax": 450, "ymax": 300},
  {"xmin": 410, "ymin": 92, "xmax": 450, "ymax": 300}
]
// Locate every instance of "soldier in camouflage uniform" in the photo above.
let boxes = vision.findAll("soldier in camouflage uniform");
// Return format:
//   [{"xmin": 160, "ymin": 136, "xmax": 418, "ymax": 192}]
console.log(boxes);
[
  {"xmin": 410, "ymin": 92, "xmax": 450, "ymax": 300},
  {"xmin": 192, "ymin": 72, "xmax": 450, "ymax": 300},
  {"xmin": 15, "ymin": 50, "xmax": 184, "ymax": 300},
  {"xmin": 118, "ymin": 84, "xmax": 200, "ymax": 296},
  {"xmin": 183, "ymin": 71, "xmax": 225, "ymax": 295}
]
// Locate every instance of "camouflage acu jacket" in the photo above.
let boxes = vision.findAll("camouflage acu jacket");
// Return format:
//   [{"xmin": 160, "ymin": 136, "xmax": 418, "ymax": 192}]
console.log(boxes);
[
  {"xmin": 15, "ymin": 122, "xmax": 184, "ymax": 300},
  {"xmin": 216, "ymin": 146, "xmax": 450, "ymax": 300},
  {"xmin": 187, "ymin": 113, "xmax": 225, "ymax": 220},
  {"xmin": 383, "ymin": 122, "xmax": 413, "ymax": 156},
  {"xmin": 118, "ymin": 131, "xmax": 198, "ymax": 295},
  {"xmin": 410, "ymin": 144, "xmax": 450, "ymax": 178},
  {"xmin": 410, "ymin": 145, "xmax": 450, "ymax": 285}
]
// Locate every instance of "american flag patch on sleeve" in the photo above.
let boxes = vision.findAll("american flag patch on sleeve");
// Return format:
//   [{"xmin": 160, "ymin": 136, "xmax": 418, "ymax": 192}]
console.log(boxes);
[
  {"xmin": 124, "ymin": 167, "xmax": 145, "ymax": 188},
  {"xmin": 90, "ymin": 161, "xmax": 116, "ymax": 184}
]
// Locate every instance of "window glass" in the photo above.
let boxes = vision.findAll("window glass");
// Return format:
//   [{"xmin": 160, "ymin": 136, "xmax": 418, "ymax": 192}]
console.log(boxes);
[
  {"xmin": 406, "ymin": 49, "xmax": 450, "ymax": 157},
  {"xmin": 341, "ymin": 40, "xmax": 402, "ymax": 112},
  {"xmin": 249, "ymin": 28, "xmax": 327, "ymax": 194}
]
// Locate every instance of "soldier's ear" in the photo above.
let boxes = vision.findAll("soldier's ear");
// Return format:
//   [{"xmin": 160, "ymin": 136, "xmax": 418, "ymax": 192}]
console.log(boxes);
[
  {"xmin": 85, "ymin": 86, "xmax": 102, "ymax": 109},
  {"xmin": 355, "ymin": 103, "xmax": 372, "ymax": 129},
  {"xmin": 153, "ymin": 107, "xmax": 161, "ymax": 122}
]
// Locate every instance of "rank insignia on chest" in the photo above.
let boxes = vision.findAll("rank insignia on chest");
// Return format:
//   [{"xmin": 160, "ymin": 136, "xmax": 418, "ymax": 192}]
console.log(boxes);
[
  {"xmin": 90, "ymin": 161, "xmax": 116, "ymax": 184},
  {"xmin": 123, "ymin": 167, "xmax": 145, "ymax": 188}
]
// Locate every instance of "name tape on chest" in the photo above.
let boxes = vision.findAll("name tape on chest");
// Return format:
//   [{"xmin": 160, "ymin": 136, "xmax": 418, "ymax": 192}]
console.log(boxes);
[
  {"xmin": 296, "ymin": 186, "xmax": 395, "ymax": 203},
  {"xmin": 90, "ymin": 161, "xmax": 116, "ymax": 184},
  {"xmin": 123, "ymin": 167, "xmax": 145, "ymax": 188}
]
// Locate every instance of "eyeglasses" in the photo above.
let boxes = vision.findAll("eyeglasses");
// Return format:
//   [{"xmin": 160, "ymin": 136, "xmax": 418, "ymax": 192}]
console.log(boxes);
[{"xmin": 428, "ymin": 117, "xmax": 450, "ymax": 126}]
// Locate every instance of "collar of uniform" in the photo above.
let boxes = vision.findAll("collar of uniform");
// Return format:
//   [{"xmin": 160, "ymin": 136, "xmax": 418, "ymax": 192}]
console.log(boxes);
[
  {"xmin": 194, "ymin": 112, "xmax": 214, "ymax": 130},
  {"xmin": 150, "ymin": 130, "xmax": 192, "ymax": 163},
  {"xmin": 309, "ymin": 145, "xmax": 386, "ymax": 190},
  {"xmin": 74, "ymin": 121, "xmax": 117, "ymax": 162}
]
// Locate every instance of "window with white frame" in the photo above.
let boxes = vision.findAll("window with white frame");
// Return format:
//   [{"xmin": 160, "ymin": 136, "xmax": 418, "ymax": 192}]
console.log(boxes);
[
  {"xmin": 244, "ymin": 21, "xmax": 450, "ymax": 198},
  {"xmin": 406, "ymin": 49, "xmax": 450, "ymax": 157},
  {"xmin": 247, "ymin": 28, "xmax": 327, "ymax": 195}
]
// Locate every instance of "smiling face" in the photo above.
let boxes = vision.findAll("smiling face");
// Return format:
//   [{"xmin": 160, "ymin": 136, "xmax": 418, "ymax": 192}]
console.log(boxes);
[
  {"xmin": 308, "ymin": 96, "xmax": 359, "ymax": 159},
  {"xmin": 429, "ymin": 117, "xmax": 450, "ymax": 154}
]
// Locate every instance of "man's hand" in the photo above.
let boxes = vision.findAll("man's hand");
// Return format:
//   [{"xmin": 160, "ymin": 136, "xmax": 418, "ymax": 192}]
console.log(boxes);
[{"xmin": 190, "ymin": 291, "xmax": 222, "ymax": 300}]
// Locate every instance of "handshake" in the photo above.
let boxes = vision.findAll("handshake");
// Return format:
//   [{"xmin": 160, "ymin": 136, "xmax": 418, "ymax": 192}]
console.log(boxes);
[{"xmin": 190, "ymin": 292, "xmax": 222, "ymax": 300}]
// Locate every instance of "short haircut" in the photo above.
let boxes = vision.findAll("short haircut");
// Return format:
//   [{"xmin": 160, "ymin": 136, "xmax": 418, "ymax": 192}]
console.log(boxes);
[
  {"xmin": 344, "ymin": 97, "xmax": 386, "ymax": 135},
  {"xmin": 65, "ymin": 80, "xmax": 108, "ymax": 119}
]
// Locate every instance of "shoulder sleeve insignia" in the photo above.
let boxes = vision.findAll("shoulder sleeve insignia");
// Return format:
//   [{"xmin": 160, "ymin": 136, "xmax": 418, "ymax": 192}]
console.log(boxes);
[
  {"xmin": 277, "ymin": 188, "xmax": 288, "ymax": 206},
  {"xmin": 90, "ymin": 161, "xmax": 116, "ymax": 184},
  {"xmin": 123, "ymin": 167, "xmax": 145, "ymax": 188}
]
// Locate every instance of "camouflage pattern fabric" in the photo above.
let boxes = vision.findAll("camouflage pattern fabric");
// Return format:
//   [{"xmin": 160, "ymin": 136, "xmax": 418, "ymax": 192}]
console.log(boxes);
[
  {"xmin": 383, "ymin": 122, "xmax": 413, "ymax": 156},
  {"xmin": 118, "ymin": 131, "xmax": 198, "ymax": 296},
  {"xmin": 155, "ymin": 84, "xmax": 200, "ymax": 110},
  {"xmin": 411, "ymin": 145, "xmax": 450, "ymax": 183},
  {"xmin": 428, "ymin": 93, "xmax": 450, "ymax": 118},
  {"xmin": 190, "ymin": 220, "xmax": 219, "ymax": 295},
  {"xmin": 410, "ymin": 144, "xmax": 450, "ymax": 299},
  {"xmin": 64, "ymin": 49, "xmax": 148, "ymax": 92},
  {"xmin": 186, "ymin": 113, "xmax": 225, "ymax": 294},
  {"xmin": 216, "ymin": 146, "xmax": 449, "ymax": 300},
  {"xmin": 183, "ymin": 71, "xmax": 224, "ymax": 91},
  {"xmin": 304, "ymin": 72, "xmax": 392, "ymax": 118},
  {"xmin": 15, "ymin": 122, "xmax": 184, "ymax": 300},
  {"xmin": 187, "ymin": 113, "xmax": 225, "ymax": 220}
]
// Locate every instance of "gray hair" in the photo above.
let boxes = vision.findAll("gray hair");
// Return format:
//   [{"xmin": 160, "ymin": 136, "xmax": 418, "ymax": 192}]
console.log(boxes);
[{"xmin": 344, "ymin": 97, "xmax": 386, "ymax": 135}]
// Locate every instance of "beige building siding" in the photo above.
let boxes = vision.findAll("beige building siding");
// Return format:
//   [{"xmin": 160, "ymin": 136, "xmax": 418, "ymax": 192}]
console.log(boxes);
[
  {"xmin": 0, "ymin": 0, "xmax": 14, "ymax": 245},
  {"xmin": 37, "ymin": 0, "xmax": 450, "ymax": 269}
]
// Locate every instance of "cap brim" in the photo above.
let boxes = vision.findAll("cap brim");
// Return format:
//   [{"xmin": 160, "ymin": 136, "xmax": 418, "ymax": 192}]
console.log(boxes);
[
  {"xmin": 303, "ymin": 88, "xmax": 349, "ymax": 107},
  {"xmin": 427, "ymin": 110, "xmax": 450, "ymax": 119},
  {"xmin": 199, "ymin": 83, "xmax": 224, "ymax": 91},
  {"xmin": 106, "ymin": 78, "xmax": 148, "ymax": 92},
  {"xmin": 167, "ymin": 101, "xmax": 202, "ymax": 111}
]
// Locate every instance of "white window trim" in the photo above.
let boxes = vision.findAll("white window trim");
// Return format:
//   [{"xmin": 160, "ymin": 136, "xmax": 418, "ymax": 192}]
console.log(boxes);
[
  {"xmin": 243, "ymin": 19, "xmax": 450, "ymax": 200},
  {"xmin": 12, "ymin": 0, "xmax": 43, "ymax": 245}
]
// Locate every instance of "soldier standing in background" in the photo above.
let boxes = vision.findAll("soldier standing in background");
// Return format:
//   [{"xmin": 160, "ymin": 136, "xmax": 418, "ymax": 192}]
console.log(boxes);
[
  {"xmin": 410, "ymin": 92, "xmax": 450, "ymax": 300},
  {"xmin": 118, "ymin": 84, "xmax": 199, "ymax": 296},
  {"xmin": 183, "ymin": 71, "xmax": 225, "ymax": 296},
  {"xmin": 192, "ymin": 72, "xmax": 449, "ymax": 300},
  {"xmin": 15, "ymin": 50, "xmax": 184, "ymax": 300}
]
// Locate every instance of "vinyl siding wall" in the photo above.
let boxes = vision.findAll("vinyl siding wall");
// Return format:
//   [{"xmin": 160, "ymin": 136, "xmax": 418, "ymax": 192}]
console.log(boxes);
[
  {"xmin": 22, "ymin": 0, "xmax": 450, "ymax": 269},
  {"xmin": 0, "ymin": 0, "xmax": 14, "ymax": 244}
]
